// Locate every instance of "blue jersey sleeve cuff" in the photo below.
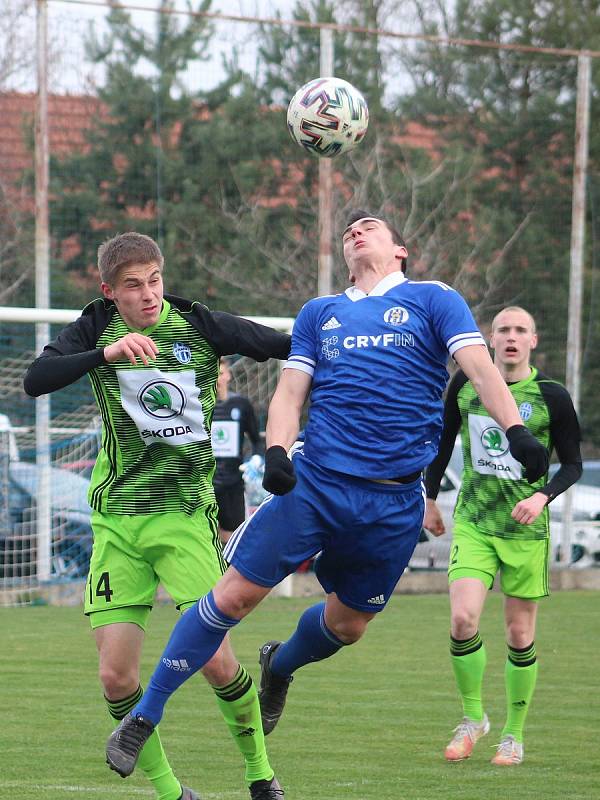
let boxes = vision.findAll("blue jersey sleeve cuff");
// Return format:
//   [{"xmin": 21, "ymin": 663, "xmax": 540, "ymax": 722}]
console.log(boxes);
[
  {"xmin": 284, "ymin": 356, "xmax": 315, "ymax": 377},
  {"xmin": 447, "ymin": 333, "xmax": 486, "ymax": 356}
]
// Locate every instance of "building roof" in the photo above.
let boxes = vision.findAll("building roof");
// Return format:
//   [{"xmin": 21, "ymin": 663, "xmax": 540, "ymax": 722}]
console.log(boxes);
[
  {"xmin": 0, "ymin": 91, "xmax": 439, "ymax": 197},
  {"xmin": 0, "ymin": 92, "xmax": 99, "ymax": 190}
]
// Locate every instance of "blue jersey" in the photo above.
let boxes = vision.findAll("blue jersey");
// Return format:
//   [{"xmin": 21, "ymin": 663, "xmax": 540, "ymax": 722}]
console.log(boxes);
[{"xmin": 286, "ymin": 272, "xmax": 484, "ymax": 478}]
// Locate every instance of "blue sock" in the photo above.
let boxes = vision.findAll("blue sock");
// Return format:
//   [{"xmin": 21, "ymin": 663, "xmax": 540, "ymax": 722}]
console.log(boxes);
[
  {"xmin": 134, "ymin": 592, "xmax": 239, "ymax": 725},
  {"xmin": 270, "ymin": 602, "xmax": 345, "ymax": 677}
]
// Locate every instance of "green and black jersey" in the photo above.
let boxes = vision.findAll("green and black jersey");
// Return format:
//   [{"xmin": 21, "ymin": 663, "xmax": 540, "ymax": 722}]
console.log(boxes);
[
  {"xmin": 425, "ymin": 367, "xmax": 582, "ymax": 540},
  {"xmin": 24, "ymin": 295, "xmax": 290, "ymax": 516}
]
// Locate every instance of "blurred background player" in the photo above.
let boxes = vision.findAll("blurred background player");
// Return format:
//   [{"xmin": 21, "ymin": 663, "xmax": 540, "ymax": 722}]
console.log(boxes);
[
  {"xmin": 212, "ymin": 357, "xmax": 262, "ymax": 543},
  {"xmin": 424, "ymin": 306, "xmax": 582, "ymax": 766}
]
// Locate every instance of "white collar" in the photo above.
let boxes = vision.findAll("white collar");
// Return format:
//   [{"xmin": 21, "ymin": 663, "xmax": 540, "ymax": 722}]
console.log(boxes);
[{"xmin": 345, "ymin": 271, "xmax": 407, "ymax": 302}]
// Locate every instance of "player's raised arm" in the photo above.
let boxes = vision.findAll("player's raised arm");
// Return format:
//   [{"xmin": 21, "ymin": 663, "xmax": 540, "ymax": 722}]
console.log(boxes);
[
  {"xmin": 266, "ymin": 368, "xmax": 311, "ymax": 452},
  {"xmin": 201, "ymin": 307, "xmax": 291, "ymax": 362},
  {"xmin": 23, "ymin": 312, "xmax": 106, "ymax": 397},
  {"xmin": 454, "ymin": 345, "xmax": 522, "ymax": 429},
  {"xmin": 262, "ymin": 368, "xmax": 311, "ymax": 496},
  {"xmin": 454, "ymin": 344, "xmax": 549, "ymax": 483}
]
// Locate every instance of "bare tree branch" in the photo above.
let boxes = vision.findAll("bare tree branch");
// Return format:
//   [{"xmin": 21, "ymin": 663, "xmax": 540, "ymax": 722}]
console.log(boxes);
[
  {"xmin": 0, "ymin": 178, "xmax": 34, "ymax": 302},
  {"xmin": 0, "ymin": 0, "xmax": 36, "ymax": 90}
]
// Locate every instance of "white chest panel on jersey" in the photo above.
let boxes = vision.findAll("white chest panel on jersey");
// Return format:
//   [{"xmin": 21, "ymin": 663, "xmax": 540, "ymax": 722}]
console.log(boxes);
[
  {"xmin": 117, "ymin": 368, "xmax": 209, "ymax": 447},
  {"xmin": 468, "ymin": 413, "xmax": 522, "ymax": 481}
]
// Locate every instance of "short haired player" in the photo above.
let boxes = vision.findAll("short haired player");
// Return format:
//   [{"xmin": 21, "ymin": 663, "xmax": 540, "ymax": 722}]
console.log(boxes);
[
  {"xmin": 24, "ymin": 232, "xmax": 289, "ymax": 800},
  {"xmin": 105, "ymin": 215, "xmax": 549, "ymax": 782},
  {"xmin": 424, "ymin": 306, "xmax": 582, "ymax": 765}
]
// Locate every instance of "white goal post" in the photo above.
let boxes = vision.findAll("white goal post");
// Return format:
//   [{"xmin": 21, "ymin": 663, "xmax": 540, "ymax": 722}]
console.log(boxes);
[{"xmin": 0, "ymin": 306, "xmax": 295, "ymax": 329}]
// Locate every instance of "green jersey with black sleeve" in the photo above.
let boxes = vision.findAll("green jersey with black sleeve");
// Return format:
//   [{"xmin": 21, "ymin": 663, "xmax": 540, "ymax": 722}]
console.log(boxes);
[
  {"xmin": 24, "ymin": 295, "xmax": 290, "ymax": 516},
  {"xmin": 425, "ymin": 367, "xmax": 582, "ymax": 540}
]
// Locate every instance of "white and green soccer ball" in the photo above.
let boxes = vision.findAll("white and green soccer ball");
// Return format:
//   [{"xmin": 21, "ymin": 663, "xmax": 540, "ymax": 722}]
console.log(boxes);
[{"xmin": 286, "ymin": 77, "xmax": 369, "ymax": 158}]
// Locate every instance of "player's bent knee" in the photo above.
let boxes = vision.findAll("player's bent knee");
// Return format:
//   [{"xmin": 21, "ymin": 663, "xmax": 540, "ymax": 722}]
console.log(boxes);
[
  {"xmin": 328, "ymin": 617, "xmax": 370, "ymax": 644},
  {"xmin": 212, "ymin": 568, "xmax": 271, "ymax": 619},
  {"xmin": 99, "ymin": 665, "xmax": 140, "ymax": 699}
]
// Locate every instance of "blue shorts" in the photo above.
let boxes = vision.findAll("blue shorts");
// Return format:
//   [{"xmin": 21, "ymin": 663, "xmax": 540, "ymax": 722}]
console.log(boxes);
[{"xmin": 223, "ymin": 450, "xmax": 425, "ymax": 612}]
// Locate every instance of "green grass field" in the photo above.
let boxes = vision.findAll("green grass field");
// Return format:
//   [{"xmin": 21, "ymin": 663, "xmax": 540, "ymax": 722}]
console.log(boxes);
[{"xmin": 1, "ymin": 591, "xmax": 598, "ymax": 799}]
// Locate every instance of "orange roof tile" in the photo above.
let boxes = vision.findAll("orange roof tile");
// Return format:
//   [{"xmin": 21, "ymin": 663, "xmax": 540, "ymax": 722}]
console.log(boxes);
[{"xmin": 0, "ymin": 91, "xmax": 100, "ymax": 194}]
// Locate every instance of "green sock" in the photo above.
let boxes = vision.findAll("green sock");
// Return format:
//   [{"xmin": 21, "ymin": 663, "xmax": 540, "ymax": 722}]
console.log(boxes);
[
  {"xmin": 450, "ymin": 632, "xmax": 487, "ymax": 721},
  {"xmin": 213, "ymin": 665, "xmax": 274, "ymax": 785},
  {"xmin": 502, "ymin": 642, "xmax": 538, "ymax": 743},
  {"xmin": 106, "ymin": 686, "xmax": 182, "ymax": 800}
]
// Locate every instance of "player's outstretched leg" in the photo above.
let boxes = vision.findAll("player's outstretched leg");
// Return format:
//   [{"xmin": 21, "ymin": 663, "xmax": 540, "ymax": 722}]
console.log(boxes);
[
  {"xmin": 258, "ymin": 641, "xmax": 294, "ymax": 736},
  {"xmin": 106, "ymin": 591, "xmax": 241, "ymax": 775},
  {"xmin": 258, "ymin": 602, "xmax": 346, "ymax": 735}
]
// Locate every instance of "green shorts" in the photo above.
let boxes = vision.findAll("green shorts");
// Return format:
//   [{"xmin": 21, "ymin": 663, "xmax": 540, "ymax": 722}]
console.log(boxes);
[
  {"xmin": 448, "ymin": 520, "xmax": 550, "ymax": 599},
  {"xmin": 85, "ymin": 505, "xmax": 226, "ymax": 630}
]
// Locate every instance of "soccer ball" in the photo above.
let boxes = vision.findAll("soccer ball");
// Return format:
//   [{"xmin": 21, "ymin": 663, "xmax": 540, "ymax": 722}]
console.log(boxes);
[{"xmin": 286, "ymin": 77, "xmax": 369, "ymax": 158}]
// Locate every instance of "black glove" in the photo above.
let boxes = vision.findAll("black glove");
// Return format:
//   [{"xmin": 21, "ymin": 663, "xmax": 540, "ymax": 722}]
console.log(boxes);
[
  {"xmin": 262, "ymin": 445, "xmax": 297, "ymax": 495},
  {"xmin": 506, "ymin": 424, "xmax": 549, "ymax": 484}
]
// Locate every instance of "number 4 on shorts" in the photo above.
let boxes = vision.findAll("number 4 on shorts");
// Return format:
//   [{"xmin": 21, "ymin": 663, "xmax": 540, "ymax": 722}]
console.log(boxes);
[{"xmin": 89, "ymin": 571, "xmax": 114, "ymax": 604}]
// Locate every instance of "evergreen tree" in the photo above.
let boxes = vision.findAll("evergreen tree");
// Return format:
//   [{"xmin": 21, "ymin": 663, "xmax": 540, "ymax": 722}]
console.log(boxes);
[
  {"xmin": 394, "ymin": 0, "xmax": 600, "ymax": 441},
  {"xmin": 49, "ymin": 0, "xmax": 213, "ymax": 307},
  {"xmin": 46, "ymin": 0, "xmax": 600, "ymax": 443}
]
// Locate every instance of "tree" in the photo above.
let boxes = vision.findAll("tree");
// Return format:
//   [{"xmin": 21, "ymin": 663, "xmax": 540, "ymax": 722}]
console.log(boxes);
[
  {"xmin": 0, "ymin": 0, "xmax": 36, "ymax": 91},
  {"xmin": 49, "ymin": 0, "xmax": 214, "ymax": 307},
  {"xmin": 392, "ymin": 0, "xmax": 600, "ymax": 443},
  {"xmin": 50, "ymin": 0, "xmax": 324, "ymax": 315},
  {"xmin": 0, "ymin": 1, "xmax": 37, "ymax": 307},
  {"xmin": 46, "ymin": 0, "xmax": 600, "ymax": 447},
  {"xmin": 0, "ymin": 178, "xmax": 34, "ymax": 304}
]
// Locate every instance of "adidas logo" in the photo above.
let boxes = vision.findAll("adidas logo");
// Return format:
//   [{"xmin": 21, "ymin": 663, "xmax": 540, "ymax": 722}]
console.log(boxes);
[
  {"xmin": 238, "ymin": 727, "xmax": 256, "ymax": 737},
  {"xmin": 162, "ymin": 657, "xmax": 191, "ymax": 672},
  {"xmin": 367, "ymin": 594, "xmax": 385, "ymax": 605},
  {"xmin": 322, "ymin": 316, "xmax": 341, "ymax": 330},
  {"xmin": 512, "ymin": 700, "xmax": 527, "ymax": 707}
]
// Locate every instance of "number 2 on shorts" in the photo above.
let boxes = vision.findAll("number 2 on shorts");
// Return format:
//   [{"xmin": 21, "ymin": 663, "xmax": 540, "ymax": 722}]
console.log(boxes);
[{"xmin": 450, "ymin": 544, "xmax": 459, "ymax": 566}]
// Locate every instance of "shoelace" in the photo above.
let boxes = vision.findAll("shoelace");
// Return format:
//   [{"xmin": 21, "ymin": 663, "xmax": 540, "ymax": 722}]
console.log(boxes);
[
  {"xmin": 252, "ymin": 787, "xmax": 285, "ymax": 799},
  {"xmin": 451, "ymin": 720, "xmax": 476, "ymax": 741},
  {"xmin": 493, "ymin": 738, "xmax": 519, "ymax": 759},
  {"xmin": 118, "ymin": 717, "xmax": 153, "ymax": 754}
]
